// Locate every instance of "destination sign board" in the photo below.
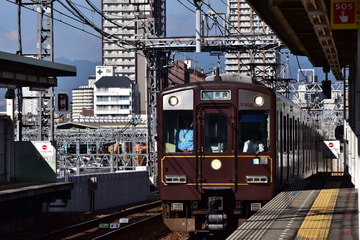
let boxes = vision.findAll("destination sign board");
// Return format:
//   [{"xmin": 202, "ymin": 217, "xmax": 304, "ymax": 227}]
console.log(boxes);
[{"xmin": 201, "ymin": 90, "xmax": 231, "ymax": 100}]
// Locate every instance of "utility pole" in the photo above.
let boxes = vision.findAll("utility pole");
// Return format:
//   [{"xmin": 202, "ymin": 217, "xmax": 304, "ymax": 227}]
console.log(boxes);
[
  {"xmin": 36, "ymin": 0, "xmax": 54, "ymax": 141},
  {"xmin": 19, "ymin": 0, "xmax": 54, "ymax": 141}
]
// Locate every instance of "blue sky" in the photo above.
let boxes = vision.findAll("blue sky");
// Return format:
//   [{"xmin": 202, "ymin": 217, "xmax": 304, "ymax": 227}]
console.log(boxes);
[
  {"xmin": 0, "ymin": 1, "xmax": 226, "ymax": 62},
  {"xmin": 0, "ymin": 1, "xmax": 102, "ymax": 62},
  {"xmin": 0, "ymin": 0, "xmax": 332, "ymax": 83}
]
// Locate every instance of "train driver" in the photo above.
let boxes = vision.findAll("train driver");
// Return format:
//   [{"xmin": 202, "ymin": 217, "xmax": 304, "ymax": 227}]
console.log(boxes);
[
  {"xmin": 176, "ymin": 117, "xmax": 194, "ymax": 152},
  {"xmin": 243, "ymin": 132, "xmax": 264, "ymax": 154}
]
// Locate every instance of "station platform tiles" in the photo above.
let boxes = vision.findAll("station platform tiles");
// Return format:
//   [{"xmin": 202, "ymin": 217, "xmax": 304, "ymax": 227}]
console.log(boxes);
[{"xmin": 227, "ymin": 174, "xmax": 358, "ymax": 240}]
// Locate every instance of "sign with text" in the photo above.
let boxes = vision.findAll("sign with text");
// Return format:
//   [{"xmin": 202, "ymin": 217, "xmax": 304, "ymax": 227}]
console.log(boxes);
[
  {"xmin": 331, "ymin": 0, "xmax": 359, "ymax": 29},
  {"xmin": 32, "ymin": 141, "xmax": 56, "ymax": 173},
  {"xmin": 324, "ymin": 140, "xmax": 341, "ymax": 159},
  {"xmin": 96, "ymin": 66, "xmax": 114, "ymax": 81}
]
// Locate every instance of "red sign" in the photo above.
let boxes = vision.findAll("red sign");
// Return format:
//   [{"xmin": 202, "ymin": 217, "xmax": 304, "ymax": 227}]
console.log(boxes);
[
  {"xmin": 42, "ymin": 145, "xmax": 47, "ymax": 150},
  {"xmin": 331, "ymin": 0, "xmax": 358, "ymax": 29},
  {"xmin": 333, "ymin": 1, "xmax": 355, "ymax": 24},
  {"xmin": 328, "ymin": 142, "xmax": 334, "ymax": 148}
]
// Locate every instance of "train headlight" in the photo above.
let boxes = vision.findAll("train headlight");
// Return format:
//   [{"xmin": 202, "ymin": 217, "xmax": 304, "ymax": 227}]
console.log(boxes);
[
  {"xmin": 254, "ymin": 96, "xmax": 264, "ymax": 106},
  {"xmin": 211, "ymin": 159, "xmax": 222, "ymax": 170},
  {"xmin": 168, "ymin": 96, "xmax": 179, "ymax": 106}
]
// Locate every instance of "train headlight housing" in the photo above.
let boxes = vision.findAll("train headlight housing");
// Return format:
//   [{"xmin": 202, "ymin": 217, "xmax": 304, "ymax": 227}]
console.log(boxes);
[
  {"xmin": 168, "ymin": 96, "xmax": 179, "ymax": 106},
  {"xmin": 211, "ymin": 159, "xmax": 222, "ymax": 170},
  {"xmin": 165, "ymin": 175, "xmax": 187, "ymax": 184},
  {"xmin": 254, "ymin": 96, "xmax": 265, "ymax": 106},
  {"xmin": 246, "ymin": 176, "xmax": 268, "ymax": 184}
]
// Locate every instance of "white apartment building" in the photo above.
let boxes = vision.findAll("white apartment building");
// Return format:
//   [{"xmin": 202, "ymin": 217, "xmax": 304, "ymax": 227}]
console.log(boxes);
[
  {"xmin": 94, "ymin": 76, "xmax": 136, "ymax": 118},
  {"xmin": 71, "ymin": 74, "xmax": 140, "ymax": 120},
  {"xmin": 225, "ymin": 0, "xmax": 280, "ymax": 78}
]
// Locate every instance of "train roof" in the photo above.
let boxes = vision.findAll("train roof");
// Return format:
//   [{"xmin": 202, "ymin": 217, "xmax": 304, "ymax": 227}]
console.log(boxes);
[
  {"xmin": 205, "ymin": 73, "xmax": 253, "ymax": 84},
  {"xmin": 161, "ymin": 74, "xmax": 272, "ymax": 95}
]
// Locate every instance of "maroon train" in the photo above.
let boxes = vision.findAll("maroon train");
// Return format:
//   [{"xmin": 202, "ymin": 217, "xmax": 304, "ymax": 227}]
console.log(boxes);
[{"xmin": 157, "ymin": 73, "xmax": 324, "ymax": 232}]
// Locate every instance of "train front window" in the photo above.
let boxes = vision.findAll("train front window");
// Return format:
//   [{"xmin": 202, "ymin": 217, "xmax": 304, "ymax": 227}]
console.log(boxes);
[
  {"xmin": 240, "ymin": 112, "xmax": 270, "ymax": 153},
  {"xmin": 163, "ymin": 110, "xmax": 193, "ymax": 153},
  {"xmin": 204, "ymin": 113, "xmax": 228, "ymax": 153}
]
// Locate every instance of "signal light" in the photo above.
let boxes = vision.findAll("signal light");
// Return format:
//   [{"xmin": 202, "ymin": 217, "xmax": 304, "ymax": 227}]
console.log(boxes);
[
  {"xmin": 59, "ymin": 94, "xmax": 67, "ymax": 110},
  {"xmin": 335, "ymin": 125, "xmax": 344, "ymax": 140},
  {"xmin": 322, "ymin": 80, "xmax": 331, "ymax": 99},
  {"xmin": 55, "ymin": 91, "xmax": 70, "ymax": 114}
]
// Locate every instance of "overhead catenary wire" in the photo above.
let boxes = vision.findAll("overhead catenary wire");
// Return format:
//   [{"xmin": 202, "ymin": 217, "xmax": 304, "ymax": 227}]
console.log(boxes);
[
  {"xmin": 175, "ymin": 0, "xmax": 195, "ymax": 13},
  {"xmin": 10, "ymin": 0, "xmax": 281, "ymax": 51},
  {"xmin": 64, "ymin": 0, "xmax": 111, "ymax": 38},
  {"xmin": 17, "ymin": 0, "xmax": 275, "ymax": 53},
  {"xmin": 5, "ymin": 0, "xmax": 102, "ymax": 39},
  {"xmin": 6, "ymin": 0, "xmax": 139, "ymax": 49},
  {"xmin": 183, "ymin": 0, "xmax": 250, "ymax": 43},
  {"xmin": 7, "ymin": 0, "xmax": 286, "ymax": 77},
  {"xmin": 61, "ymin": 0, "xmax": 140, "ymax": 49},
  {"xmin": 65, "ymin": 0, "xmax": 150, "ymax": 51},
  {"xmin": 168, "ymin": 0, "xmax": 243, "ymax": 70},
  {"xmin": 194, "ymin": 0, "xmax": 283, "ymax": 53},
  {"xmin": 84, "ymin": 0, "xmax": 134, "ymax": 31}
]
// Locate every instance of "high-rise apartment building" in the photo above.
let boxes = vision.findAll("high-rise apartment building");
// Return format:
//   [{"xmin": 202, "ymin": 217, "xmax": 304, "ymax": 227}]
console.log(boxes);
[
  {"xmin": 225, "ymin": 0, "xmax": 280, "ymax": 79},
  {"xmin": 102, "ymin": 0, "xmax": 166, "ymax": 114}
]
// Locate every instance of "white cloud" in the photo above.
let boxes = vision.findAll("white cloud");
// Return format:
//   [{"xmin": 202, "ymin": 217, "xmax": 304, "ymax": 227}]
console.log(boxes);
[
  {"xmin": 0, "ymin": 30, "xmax": 37, "ymax": 54},
  {"xmin": 5, "ymin": 30, "xmax": 18, "ymax": 41},
  {"xmin": 0, "ymin": 31, "xmax": 17, "ymax": 52}
]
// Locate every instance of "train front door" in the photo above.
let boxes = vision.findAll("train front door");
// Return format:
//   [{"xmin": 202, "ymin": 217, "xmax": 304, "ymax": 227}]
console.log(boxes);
[{"xmin": 196, "ymin": 106, "xmax": 237, "ymax": 191}]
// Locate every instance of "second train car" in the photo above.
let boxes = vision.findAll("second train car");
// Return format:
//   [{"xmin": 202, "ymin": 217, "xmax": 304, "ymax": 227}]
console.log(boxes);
[{"xmin": 157, "ymin": 73, "xmax": 324, "ymax": 232}]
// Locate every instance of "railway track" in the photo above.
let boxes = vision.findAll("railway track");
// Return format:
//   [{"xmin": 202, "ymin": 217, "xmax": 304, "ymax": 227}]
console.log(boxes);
[
  {"xmin": 33, "ymin": 199, "xmax": 237, "ymax": 240},
  {"xmin": 35, "ymin": 200, "xmax": 164, "ymax": 240},
  {"xmin": 94, "ymin": 214, "xmax": 166, "ymax": 240}
]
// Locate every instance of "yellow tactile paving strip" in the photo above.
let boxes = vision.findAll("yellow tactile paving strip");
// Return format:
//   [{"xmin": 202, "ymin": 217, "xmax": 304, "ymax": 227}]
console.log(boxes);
[{"xmin": 295, "ymin": 182, "xmax": 340, "ymax": 240}]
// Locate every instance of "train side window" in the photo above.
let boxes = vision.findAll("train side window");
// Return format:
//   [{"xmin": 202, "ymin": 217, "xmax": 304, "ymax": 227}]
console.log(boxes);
[
  {"xmin": 163, "ymin": 111, "xmax": 193, "ymax": 153},
  {"xmin": 239, "ymin": 112, "xmax": 270, "ymax": 153},
  {"xmin": 204, "ymin": 113, "xmax": 228, "ymax": 153}
]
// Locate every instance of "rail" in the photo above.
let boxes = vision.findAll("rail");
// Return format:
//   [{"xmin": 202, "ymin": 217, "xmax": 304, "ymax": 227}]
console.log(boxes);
[{"xmin": 35, "ymin": 201, "xmax": 161, "ymax": 240}]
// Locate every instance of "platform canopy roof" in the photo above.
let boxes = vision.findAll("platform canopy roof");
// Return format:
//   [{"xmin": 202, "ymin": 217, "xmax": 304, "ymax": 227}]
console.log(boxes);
[
  {"xmin": 0, "ymin": 51, "xmax": 76, "ymax": 89},
  {"xmin": 247, "ymin": 0, "xmax": 356, "ymax": 81}
]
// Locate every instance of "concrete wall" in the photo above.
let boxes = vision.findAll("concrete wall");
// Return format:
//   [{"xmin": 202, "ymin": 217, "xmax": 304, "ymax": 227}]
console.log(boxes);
[
  {"xmin": 0, "ymin": 115, "xmax": 14, "ymax": 183},
  {"xmin": 50, "ymin": 171, "xmax": 150, "ymax": 212},
  {"xmin": 14, "ymin": 141, "xmax": 56, "ymax": 182}
]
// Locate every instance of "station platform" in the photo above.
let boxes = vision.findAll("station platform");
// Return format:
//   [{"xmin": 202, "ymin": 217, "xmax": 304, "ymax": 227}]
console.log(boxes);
[
  {"xmin": 0, "ymin": 181, "xmax": 74, "ymax": 235},
  {"xmin": 0, "ymin": 181, "xmax": 74, "ymax": 202},
  {"xmin": 227, "ymin": 174, "xmax": 358, "ymax": 240}
]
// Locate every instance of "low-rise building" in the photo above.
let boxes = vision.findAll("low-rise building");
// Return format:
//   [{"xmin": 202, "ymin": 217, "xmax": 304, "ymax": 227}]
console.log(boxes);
[{"xmin": 94, "ymin": 76, "xmax": 138, "ymax": 118}]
